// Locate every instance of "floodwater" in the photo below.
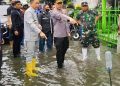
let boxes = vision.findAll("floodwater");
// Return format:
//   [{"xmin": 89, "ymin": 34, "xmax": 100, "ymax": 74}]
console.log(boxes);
[
  {"xmin": 0, "ymin": 5, "xmax": 120, "ymax": 86},
  {"xmin": 1, "ymin": 41, "xmax": 120, "ymax": 86}
]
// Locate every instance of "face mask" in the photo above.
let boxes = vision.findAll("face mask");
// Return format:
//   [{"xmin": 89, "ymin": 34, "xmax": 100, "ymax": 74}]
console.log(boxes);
[{"xmin": 46, "ymin": 9, "xmax": 50, "ymax": 12}]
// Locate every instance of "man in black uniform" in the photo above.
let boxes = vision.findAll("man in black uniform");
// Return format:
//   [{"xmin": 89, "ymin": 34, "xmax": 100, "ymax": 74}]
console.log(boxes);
[
  {"xmin": 38, "ymin": 4, "xmax": 53, "ymax": 52},
  {"xmin": 11, "ymin": 1, "xmax": 24, "ymax": 58}
]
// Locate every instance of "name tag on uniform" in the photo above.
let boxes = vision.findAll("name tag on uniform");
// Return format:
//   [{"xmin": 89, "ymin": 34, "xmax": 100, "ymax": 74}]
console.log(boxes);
[{"xmin": 42, "ymin": 17, "xmax": 48, "ymax": 20}]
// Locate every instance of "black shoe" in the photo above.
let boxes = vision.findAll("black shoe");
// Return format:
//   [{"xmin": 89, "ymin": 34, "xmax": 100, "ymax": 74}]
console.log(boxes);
[
  {"xmin": 58, "ymin": 64, "xmax": 63, "ymax": 69},
  {"xmin": 13, "ymin": 54, "xmax": 20, "ymax": 58}
]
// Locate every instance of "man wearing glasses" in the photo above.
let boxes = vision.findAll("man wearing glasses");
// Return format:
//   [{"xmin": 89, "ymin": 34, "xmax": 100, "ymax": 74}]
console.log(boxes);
[{"xmin": 76, "ymin": 1, "xmax": 101, "ymax": 61}]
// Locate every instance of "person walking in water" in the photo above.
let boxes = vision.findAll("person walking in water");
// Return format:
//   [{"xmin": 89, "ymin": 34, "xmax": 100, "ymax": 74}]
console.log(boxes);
[
  {"xmin": 24, "ymin": 0, "xmax": 47, "ymax": 77},
  {"xmin": 76, "ymin": 1, "xmax": 101, "ymax": 61},
  {"xmin": 38, "ymin": 4, "xmax": 53, "ymax": 53},
  {"xmin": 51, "ymin": 0, "xmax": 77, "ymax": 68}
]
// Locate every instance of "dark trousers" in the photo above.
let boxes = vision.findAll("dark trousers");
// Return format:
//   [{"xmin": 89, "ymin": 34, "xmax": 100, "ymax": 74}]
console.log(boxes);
[
  {"xmin": 54, "ymin": 37, "xmax": 69, "ymax": 66},
  {"xmin": 13, "ymin": 35, "xmax": 23, "ymax": 57},
  {"xmin": 39, "ymin": 32, "xmax": 53, "ymax": 52}
]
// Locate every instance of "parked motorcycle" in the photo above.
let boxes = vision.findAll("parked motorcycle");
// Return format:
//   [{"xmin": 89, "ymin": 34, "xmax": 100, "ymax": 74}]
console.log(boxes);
[
  {"xmin": 70, "ymin": 24, "xmax": 81, "ymax": 41},
  {"xmin": 1, "ymin": 23, "xmax": 9, "ymax": 44}
]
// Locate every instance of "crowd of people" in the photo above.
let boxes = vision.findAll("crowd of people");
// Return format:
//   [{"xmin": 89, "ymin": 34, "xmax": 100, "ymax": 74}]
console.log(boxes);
[{"xmin": 0, "ymin": 0, "xmax": 110, "ymax": 77}]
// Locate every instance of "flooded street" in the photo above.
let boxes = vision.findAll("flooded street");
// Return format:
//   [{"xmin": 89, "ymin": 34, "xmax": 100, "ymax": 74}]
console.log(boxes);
[
  {"xmin": 0, "ymin": 5, "xmax": 120, "ymax": 86},
  {"xmin": 0, "ymin": 41, "xmax": 120, "ymax": 86}
]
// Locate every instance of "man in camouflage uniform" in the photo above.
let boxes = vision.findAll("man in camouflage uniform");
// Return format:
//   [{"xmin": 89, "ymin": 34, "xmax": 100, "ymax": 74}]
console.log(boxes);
[{"xmin": 76, "ymin": 1, "xmax": 101, "ymax": 61}]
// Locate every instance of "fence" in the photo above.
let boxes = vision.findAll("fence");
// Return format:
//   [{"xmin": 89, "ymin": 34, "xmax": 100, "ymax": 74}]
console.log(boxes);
[{"xmin": 97, "ymin": 10, "xmax": 119, "ymax": 47}]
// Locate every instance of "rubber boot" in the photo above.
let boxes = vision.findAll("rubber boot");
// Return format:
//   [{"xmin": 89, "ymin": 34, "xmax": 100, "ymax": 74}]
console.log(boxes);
[
  {"xmin": 95, "ymin": 47, "xmax": 101, "ymax": 61},
  {"xmin": 32, "ymin": 58, "xmax": 41, "ymax": 71},
  {"xmin": 82, "ymin": 48, "xmax": 88, "ymax": 61},
  {"xmin": 25, "ymin": 62, "xmax": 38, "ymax": 77}
]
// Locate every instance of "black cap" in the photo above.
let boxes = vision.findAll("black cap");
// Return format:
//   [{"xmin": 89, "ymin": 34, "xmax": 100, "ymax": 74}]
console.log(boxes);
[{"xmin": 81, "ymin": 2, "xmax": 88, "ymax": 6}]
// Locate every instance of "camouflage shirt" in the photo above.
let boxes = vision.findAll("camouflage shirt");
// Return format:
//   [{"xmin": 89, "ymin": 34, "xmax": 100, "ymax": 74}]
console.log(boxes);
[{"xmin": 76, "ymin": 10, "xmax": 98, "ymax": 32}]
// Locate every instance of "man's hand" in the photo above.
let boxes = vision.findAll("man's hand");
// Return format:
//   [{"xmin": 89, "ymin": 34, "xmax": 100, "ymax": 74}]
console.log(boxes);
[
  {"xmin": 67, "ymin": 32, "xmax": 71, "ymax": 37},
  {"xmin": 14, "ymin": 31, "xmax": 19, "ymax": 36},
  {"xmin": 76, "ymin": 20, "xmax": 81, "ymax": 25},
  {"xmin": 39, "ymin": 31, "xmax": 47, "ymax": 39},
  {"xmin": 8, "ymin": 24, "xmax": 12, "ymax": 29},
  {"xmin": 69, "ymin": 18, "xmax": 78, "ymax": 24}
]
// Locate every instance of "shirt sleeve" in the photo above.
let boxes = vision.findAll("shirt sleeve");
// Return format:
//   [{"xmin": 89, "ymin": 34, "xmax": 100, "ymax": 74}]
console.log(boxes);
[
  {"xmin": 7, "ymin": 7, "xmax": 11, "ymax": 16},
  {"xmin": 50, "ymin": 10, "xmax": 71, "ymax": 22},
  {"xmin": 24, "ymin": 11, "xmax": 41, "ymax": 34},
  {"xmin": 11, "ymin": 12, "xmax": 20, "ymax": 31}
]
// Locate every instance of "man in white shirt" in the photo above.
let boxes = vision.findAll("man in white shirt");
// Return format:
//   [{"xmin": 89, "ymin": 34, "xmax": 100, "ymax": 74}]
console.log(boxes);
[{"xmin": 24, "ymin": 0, "xmax": 47, "ymax": 77}]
